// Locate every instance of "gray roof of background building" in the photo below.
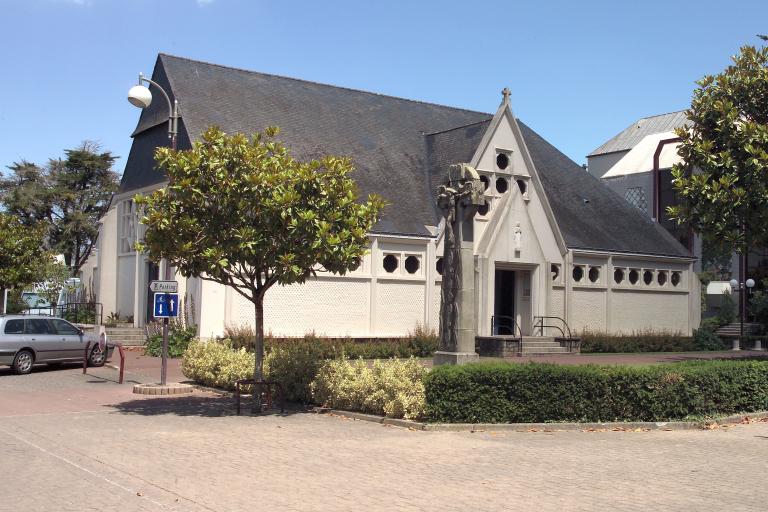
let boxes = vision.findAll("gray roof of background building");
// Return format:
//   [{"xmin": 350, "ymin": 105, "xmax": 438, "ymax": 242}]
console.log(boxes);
[
  {"xmin": 588, "ymin": 111, "xmax": 688, "ymax": 157},
  {"xmin": 121, "ymin": 54, "xmax": 691, "ymax": 257}
]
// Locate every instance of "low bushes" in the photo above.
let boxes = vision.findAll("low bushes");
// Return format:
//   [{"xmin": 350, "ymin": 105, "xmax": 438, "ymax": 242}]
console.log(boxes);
[
  {"xmin": 181, "ymin": 340, "xmax": 257, "ymax": 391},
  {"xmin": 580, "ymin": 330, "xmax": 704, "ymax": 353},
  {"xmin": 181, "ymin": 340, "xmax": 427, "ymax": 419},
  {"xmin": 424, "ymin": 361, "xmax": 768, "ymax": 423},
  {"xmin": 145, "ymin": 325, "xmax": 198, "ymax": 357},
  {"xmin": 311, "ymin": 357, "xmax": 427, "ymax": 420},
  {"xmin": 221, "ymin": 324, "xmax": 438, "ymax": 359}
]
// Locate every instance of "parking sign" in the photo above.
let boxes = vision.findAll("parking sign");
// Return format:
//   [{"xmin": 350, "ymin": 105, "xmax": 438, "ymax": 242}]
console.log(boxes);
[{"xmin": 153, "ymin": 293, "xmax": 179, "ymax": 318}]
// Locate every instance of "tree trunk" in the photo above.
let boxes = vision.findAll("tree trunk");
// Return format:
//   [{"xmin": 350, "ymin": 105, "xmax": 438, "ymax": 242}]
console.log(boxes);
[{"xmin": 251, "ymin": 296, "xmax": 265, "ymax": 413}]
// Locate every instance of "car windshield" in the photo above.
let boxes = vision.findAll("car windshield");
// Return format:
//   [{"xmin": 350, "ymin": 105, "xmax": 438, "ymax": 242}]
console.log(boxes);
[{"xmin": 21, "ymin": 293, "xmax": 51, "ymax": 308}]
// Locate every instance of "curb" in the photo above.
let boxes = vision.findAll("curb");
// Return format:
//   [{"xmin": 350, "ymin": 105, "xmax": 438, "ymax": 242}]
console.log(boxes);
[{"xmin": 312, "ymin": 407, "xmax": 768, "ymax": 432}]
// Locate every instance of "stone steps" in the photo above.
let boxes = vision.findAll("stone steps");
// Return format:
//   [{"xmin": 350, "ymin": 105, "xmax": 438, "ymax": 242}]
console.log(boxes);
[
  {"xmin": 106, "ymin": 327, "xmax": 146, "ymax": 346},
  {"xmin": 520, "ymin": 336, "xmax": 570, "ymax": 355}
]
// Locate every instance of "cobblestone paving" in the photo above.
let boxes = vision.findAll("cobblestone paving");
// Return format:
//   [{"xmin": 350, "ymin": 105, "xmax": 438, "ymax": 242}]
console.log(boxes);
[{"xmin": 1, "ymin": 366, "xmax": 768, "ymax": 511}]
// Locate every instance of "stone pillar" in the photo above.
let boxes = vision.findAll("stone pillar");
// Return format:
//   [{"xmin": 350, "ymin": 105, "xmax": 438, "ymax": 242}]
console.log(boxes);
[{"xmin": 434, "ymin": 193, "xmax": 480, "ymax": 365}]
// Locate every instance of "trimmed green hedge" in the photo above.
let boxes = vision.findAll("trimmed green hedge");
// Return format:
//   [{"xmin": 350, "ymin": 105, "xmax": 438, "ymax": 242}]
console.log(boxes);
[
  {"xmin": 424, "ymin": 361, "xmax": 768, "ymax": 423},
  {"xmin": 580, "ymin": 330, "xmax": 726, "ymax": 353}
]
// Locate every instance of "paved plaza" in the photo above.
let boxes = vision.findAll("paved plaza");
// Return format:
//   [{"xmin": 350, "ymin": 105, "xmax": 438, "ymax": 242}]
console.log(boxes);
[{"xmin": 1, "ymin": 361, "xmax": 768, "ymax": 511}]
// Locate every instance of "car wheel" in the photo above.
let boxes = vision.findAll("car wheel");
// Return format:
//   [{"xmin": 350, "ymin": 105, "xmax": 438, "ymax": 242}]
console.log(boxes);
[
  {"xmin": 88, "ymin": 347, "xmax": 106, "ymax": 367},
  {"xmin": 12, "ymin": 350, "xmax": 34, "ymax": 375}
]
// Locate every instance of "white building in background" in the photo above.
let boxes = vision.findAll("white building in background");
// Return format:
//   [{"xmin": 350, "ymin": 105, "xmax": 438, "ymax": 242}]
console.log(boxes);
[{"xmin": 94, "ymin": 54, "xmax": 699, "ymax": 340}]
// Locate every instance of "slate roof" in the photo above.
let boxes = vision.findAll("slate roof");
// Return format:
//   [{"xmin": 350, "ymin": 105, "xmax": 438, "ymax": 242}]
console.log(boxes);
[
  {"xmin": 588, "ymin": 111, "xmax": 688, "ymax": 157},
  {"xmin": 122, "ymin": 54, "xmax": 490, "ymax": 236},
  {"xmin": 519, "ymin": 121, "xmax": 690, "ymax": 257},
  {"xmin": 122, "ymin": 54, "xmax": 691, "ymax": 257}
]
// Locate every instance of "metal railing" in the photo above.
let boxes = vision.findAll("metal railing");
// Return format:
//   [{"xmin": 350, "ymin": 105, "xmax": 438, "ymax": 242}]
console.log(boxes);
[
  {"xmin": 533, "ymin": 316, "xmax": 579, "ymax": 351},
  {"xmin": 20, "ymin": 302, "xmax": 103, "ymax": 326},
  {"xmin": 491, "ymin": 315, "xmax": 522, "ymax": 339}
]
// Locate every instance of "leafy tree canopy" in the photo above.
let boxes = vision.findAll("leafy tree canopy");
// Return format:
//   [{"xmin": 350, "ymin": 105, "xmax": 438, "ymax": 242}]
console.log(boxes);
[
  {"xmin": 669, "ymin": 45, "xmax": 768, "ymax": 254},
  {"xmin": 136, "ymin": 126, "xmax": 385, "ymax": 395},
  {"xmin": 0, "ymin": 213, "xmax": 50, "ymax": 291},
  {"xmin": 0, "ymin": 141, "xmax": 119, "ymax": 274}
]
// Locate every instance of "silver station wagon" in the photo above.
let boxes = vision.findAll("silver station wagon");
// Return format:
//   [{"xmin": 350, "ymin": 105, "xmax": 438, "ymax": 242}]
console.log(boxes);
[{"xmin": 0, "ymin": 315, "xmax": 112, "ymax": 374}]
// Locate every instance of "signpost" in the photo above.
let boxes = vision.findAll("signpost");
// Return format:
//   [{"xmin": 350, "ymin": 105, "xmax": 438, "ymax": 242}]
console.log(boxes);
[{"xmin": 150, "ymin": 281, "xmax": 178, "ymax": 385}]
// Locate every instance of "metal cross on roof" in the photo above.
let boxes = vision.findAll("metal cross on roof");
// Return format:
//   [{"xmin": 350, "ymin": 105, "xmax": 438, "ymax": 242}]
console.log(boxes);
[{"xmin": 502, "ymin": 87, "xmax": 511, "ymax": 103}]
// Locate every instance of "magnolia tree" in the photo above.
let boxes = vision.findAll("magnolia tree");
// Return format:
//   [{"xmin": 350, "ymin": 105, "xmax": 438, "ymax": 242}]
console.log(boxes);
[
  {"xmin": 136, "ymin": 127, "xmax": 384, "ymax": 407},
  {"xmin": 668, "ymin": 44, "xmax": 768, "ymax": 253}
]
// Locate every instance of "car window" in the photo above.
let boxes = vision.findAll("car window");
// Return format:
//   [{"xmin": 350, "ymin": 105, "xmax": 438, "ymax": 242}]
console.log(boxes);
[
  {"xmin": 4, "ymin": 319, "xmax": 24, "ymax": 334},
  {"xmin": 25, "ymin": 319, "xmax": 53, "ymax": 335},
  {"xmin": 51, "ymin": 319, "xmax": 80, "ymax": 335}
]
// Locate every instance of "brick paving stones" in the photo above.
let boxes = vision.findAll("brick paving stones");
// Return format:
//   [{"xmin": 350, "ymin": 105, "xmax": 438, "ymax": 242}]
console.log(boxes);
[{"xmin": 1, "ymin": 361, "xmax": 768, "ymax": 511}]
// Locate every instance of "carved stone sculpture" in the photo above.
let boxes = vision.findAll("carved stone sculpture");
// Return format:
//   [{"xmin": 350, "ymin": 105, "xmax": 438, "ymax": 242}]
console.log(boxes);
[{"xmin": 435, "ymin": 163, "xmax": 485, "ymax": 363}]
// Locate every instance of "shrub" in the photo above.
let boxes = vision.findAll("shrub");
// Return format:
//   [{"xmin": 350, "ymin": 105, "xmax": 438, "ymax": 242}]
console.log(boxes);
[
  {"xmin": 311, "ymin": 356, "xmax": 427, "ymax": 420},
  {"xmin": 718, "ymin": 292, "xmax": 737, "ymax": 325},
  {"xmin": 181, "ymin": 340, "xmax": 258, "ymax": 390},
  {"xmin": 145, "ymin": 325, "xmax": 198, "ymax": 357},
  {"xmin": 693, "ymin": 327, "xmax": 726, "ymax": 351},
  {"xmin": 424, "ymin": 361, "xmax": 768, "ymax": 423},
  {"xmin": 266, "ymin": 337, "xmax": 327, "ymax": 403},
  {"xmin": 580, "ymin": 330, "xmax": 696, "ymax": 353}
]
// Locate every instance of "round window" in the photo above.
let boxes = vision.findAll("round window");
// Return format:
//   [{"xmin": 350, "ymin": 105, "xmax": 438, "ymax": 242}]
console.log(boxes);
[
  {"xmin": 404, "ymin": 256, "xmax": 420, "ymax": 274},
  {"xmin": 496, "ymin": 153, "xmax": 509, "ymax": 170},
  {"xmin": 572, "ymin": 266, "xmax": 584, "ymax": 282},
  {"xmin": 629, "ymin": 269, "xmax": 639, "ymax": 285},
  {"xmin": 480, "ymin": 175, "xmax": 489, "ymax": 190},
  {"xmin": 436, "ymin": 257, "xmax": 444, "ymax": 276},
  {"xmin": 657, "ymin": 271, "xmax": 668, "ymax": 286},
  {"xmin": 517, "ymin": 179, "xmax": 527, "ymax": 194},
  {"xmin": 614, "ymin": 268, "xmax": 624, "ymax": 284},
  {"xmin": 643, "ymin": 270, "xmax": 653, "ymax": 285},
  {"xmin": 671, "ymin": 272, "xmax": 681, "ymax": 287},
  {"xmin": 588, "ymin": 267, "xmax": 600, "ymax": 283},
  {"xmin": 496, "ymin": 177, "xmax": 509, "ymax": 193},
  {"xmin": 383, "ymin": 254, "xmax": 398, "ymax": 273}
]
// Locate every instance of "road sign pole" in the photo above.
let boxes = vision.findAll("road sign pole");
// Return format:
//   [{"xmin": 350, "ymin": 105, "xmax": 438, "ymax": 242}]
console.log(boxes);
[{"xmin": 161, "ymin": 317, "xmax": 169, "ymax": 385}]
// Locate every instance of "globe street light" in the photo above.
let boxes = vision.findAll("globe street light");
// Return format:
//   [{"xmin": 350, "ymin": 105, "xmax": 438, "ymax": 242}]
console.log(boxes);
[
  {"xmin": 729, "ymin": 277, "xmax": 757, "ymax": 350},
  {"xmin": 127, "ymin": 72, "xmax": 180, "ymax": 385},
  {"xmin": 127, "ymin": 72, "xmax": 179, "ymax": 150}
]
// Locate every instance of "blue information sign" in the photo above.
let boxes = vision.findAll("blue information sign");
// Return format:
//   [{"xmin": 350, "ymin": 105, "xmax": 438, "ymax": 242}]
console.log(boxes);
[{"xmin": 153, "ymin": 293, "xmax": 179, "ymax": 318}]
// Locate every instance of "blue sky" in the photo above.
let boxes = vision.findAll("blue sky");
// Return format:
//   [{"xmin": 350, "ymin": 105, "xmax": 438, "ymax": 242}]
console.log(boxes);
[{"xmin": 1, "ymin": 0, "xmax": 766, "ymax": 173}]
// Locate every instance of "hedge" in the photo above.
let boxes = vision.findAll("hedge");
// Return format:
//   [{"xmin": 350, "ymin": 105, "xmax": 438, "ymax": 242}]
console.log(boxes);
[
  {"xmin": 580, "ymin": 330, "xmax": 726, "ymax": 353},
  {"xmin": 424, "ymin": 361, "xmax": 768, "ymax": 423}
]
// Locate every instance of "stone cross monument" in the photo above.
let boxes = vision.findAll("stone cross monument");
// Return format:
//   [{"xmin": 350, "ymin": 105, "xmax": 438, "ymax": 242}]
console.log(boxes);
[{"xmin": 434, "ymin": 163, "xmax": 485, "ymax": 365}]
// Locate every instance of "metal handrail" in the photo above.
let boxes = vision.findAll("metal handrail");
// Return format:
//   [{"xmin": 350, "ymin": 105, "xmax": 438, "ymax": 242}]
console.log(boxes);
[
  {"xmin": 533, "ymin": 316, "xmax": 574, "ymax": 339},
  {"xmin": 491, "ymin": 315, "xmax": 522, "ymax": 339}
]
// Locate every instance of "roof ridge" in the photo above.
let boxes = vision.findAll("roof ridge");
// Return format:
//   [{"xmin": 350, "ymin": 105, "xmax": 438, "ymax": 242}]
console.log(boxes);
[
  {"xmin": 423, "ymin": 118, "xmax": 492, "ymax": 137},
  {"xmin": 158, "ymin": 53, "xmax": 491, "ymax": 117},
  {"xmin": 637, "ymin": 109, "xmax": 687, "ymax": 121}
]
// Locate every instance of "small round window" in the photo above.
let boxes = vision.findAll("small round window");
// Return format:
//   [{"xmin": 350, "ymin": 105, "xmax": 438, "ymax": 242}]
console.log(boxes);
[
  {"xmin": 436, "ymin": 257, "xmax": 444, "ymax": 276},
  {"xmin": 496, "ymin": 153, "xmax": 509, "ymax": 170},
  {"xmin": 551, "ymin": 264, "xmax": 560, "ymax": 281},
  {"xmin": 496, "ymin": 177, "xmax": 508, "ymax": 193},
  {"xmin": 643, "ymin": 270, "xmax": 653, "ymax": 285},
  {"xmin": 477, "ymin": 202, "xmax": 489, "ymax": 216},
  {"xmin": 629, "ymin": 269, "xmax": 639, "ymax": 285},
  {"xmin": 572, "ymin": 266, "xmax": 584, "ymax": 282},
  {"xmin": 657, "ymin": 271, "xmax": 668, "ymax": 286},
  {"xmin": 671, "ymin": 271, "xmax": 681, "ymax": 287},
  {"xmin": 383, "ymin": 254, "xmax": 398, "ymax": 273},
  {"xmin": 614, "ymin": 268, "xmax": 625, "ymax": 284},
  {"xmin": 588, "ymin": 267, "xmax": 600, "ymax": 283},
  {"xmin": 479, "ymin": 175, "xmax": 489, "ymax": 190},
  {"xmin": 404, "ymin": 256, "xmax": 420, "ymax": 274},
  {"xmin": 517, "ymin": 179, "xmax": 527, "ymax": 194}
]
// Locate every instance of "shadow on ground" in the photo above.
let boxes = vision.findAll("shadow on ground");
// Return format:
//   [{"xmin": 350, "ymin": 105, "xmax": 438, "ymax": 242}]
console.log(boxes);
[{"xmin": 108, "ymin": 394, "xmax": 309, "ymax": 418}]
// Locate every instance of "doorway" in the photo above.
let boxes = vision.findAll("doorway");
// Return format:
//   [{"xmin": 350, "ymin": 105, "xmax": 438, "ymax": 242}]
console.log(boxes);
[{"xmin": 494, "ymin": 269, "xmax": 516, "ymax": 335}]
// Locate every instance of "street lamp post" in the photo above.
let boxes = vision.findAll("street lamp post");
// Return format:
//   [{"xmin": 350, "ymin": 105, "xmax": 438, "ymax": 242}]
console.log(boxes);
[
  {"xmin": 127, "ymin": 73, "xmax": 180, "ymax": 385},
  {"xmin": 729, "ymin": 277, "xmax": 756, "ymax": 350}
]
